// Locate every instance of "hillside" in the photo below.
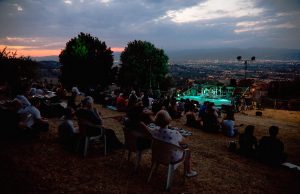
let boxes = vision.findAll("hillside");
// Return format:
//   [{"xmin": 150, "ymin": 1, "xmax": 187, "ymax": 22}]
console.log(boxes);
[{"xmin": 0, "ymin": 106, "xmax": 299, "ymax": 193}]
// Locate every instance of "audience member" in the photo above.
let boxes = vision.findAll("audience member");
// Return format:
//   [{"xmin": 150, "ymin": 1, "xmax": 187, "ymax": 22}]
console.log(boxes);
[
  {"xmin": 222, "ymin": 111, "xmax": 238, "ymax": 137},
  {"xmin": 168, "ymin": 97, "xmax": 182, "ymax": 119},
  {"xmin": 185, "ymin": 104, "xmax": 202, "ymax": 129},
  {"xmin": 257, "ymin": 126, "xmax": 287, "ymax": 166},
  {"xmin": 116, "ymin": 93, "xmax": 127, "ymax": 112},
  {"xmin": 202, "ymin": 102, "xmax": 220, "ymax": 132},
  {"xmin": 18, "ymin": 97, "xmax": 49, "ymax": 138},
  {"xmin": 76, "ymin": 96, "xmax": 123, "ymax": 151},
  {"xmin": 238, "ymin": 125, "xmax": 257, "ymax": 156},
  {"xmin": 198, "ymin": 101, "xmax": 209, "ymax": 119},
  {"xmin": 58, "ymin": 108, "xmax": 79, "ymax": 151},
  {"xmin": 125, "ymin": 103, "xmax": 152, "ymax": 150},
  {"xmin": 151, "ymin": 110, "xmax": 197, "ymax": 177}
]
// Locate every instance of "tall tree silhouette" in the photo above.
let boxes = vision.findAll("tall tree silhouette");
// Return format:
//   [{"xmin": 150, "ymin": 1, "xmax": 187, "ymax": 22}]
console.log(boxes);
[
  {"xmin": 118, "ymin": 40, "xmax": 169, "ymax": 90},
  {"xmin": 59, "ymin": 32, "xmax": 114, "ymax": 89}
]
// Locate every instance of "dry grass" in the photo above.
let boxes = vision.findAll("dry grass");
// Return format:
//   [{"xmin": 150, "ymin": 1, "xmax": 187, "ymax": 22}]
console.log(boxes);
[{"xmin": 0, "ymin": 106, "xmax": 300, "ymax": 193}]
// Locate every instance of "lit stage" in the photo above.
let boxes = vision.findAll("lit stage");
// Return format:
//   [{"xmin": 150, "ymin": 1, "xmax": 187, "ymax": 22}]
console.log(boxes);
[{"xmin": 177, "ymin": 95, "xmax": 232, "ymax": 108}]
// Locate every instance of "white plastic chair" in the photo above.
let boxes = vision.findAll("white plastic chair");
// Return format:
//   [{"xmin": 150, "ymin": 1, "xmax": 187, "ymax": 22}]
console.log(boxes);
[
  {"xmin": 119, "ymin": 127, "xmax": 150, "ymax": 172},
  {"xmin": 78, "ymin": 119, "xmax": 107, "ymax": 157},
  {"xmin": 147, "ymin": 138, "xmax": 186, "ymax": 190}
]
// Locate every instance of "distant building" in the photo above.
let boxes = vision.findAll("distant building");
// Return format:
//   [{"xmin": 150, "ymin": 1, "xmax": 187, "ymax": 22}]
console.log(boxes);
[{"xmin": 251, "ymin": 81, "xmax": 269, "ymax": 102}]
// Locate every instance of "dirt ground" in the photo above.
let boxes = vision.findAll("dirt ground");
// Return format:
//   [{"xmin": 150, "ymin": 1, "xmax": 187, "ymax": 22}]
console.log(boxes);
[{"xmin": 0, "ymin": 106, "xmax": 300, "ymax": 194}]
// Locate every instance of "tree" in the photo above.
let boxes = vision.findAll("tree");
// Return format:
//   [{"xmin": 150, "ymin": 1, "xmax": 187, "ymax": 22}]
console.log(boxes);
[
  {"xmin": 59, "ymin": 32, "xmax": 114, "ymax": 90},
  {"xmin": 0, "ymin": 47, "xmax": 38, "ymax": 96},
  {"xmin": 118, "ymin": 40, "xmax": 169, "ymax": 90}
]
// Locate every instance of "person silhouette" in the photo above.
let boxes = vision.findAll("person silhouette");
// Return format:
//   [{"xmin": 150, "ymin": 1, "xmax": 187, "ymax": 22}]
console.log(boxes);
[{"xmin": 257, "ymin": 126, "xmax": 287, "ymax": 166}]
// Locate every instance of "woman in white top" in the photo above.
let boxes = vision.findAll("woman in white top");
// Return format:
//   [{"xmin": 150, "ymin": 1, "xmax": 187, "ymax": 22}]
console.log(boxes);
[{"xmin": 151, "ymin": 110, "xmax": 197, "ymax": 177}]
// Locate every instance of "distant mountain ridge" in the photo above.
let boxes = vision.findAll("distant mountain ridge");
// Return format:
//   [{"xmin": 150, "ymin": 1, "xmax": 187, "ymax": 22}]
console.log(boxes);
[
  {"xmin": 38, "ymin": 61, "xmax": 61, "ymax": 69},
  {"xmin": 33, "ymin": 48, "xmax": 300, "ymax": 63},
  {"xmin": 33, "ymin": 55, "xmax": 59, "ymax": 61},
  {"xmin": 166, "ymin": 48, "xmax": 300, "ymax": 63}
]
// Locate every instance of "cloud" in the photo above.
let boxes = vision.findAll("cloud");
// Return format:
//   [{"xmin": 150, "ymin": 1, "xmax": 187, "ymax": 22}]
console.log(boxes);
[
  {"xmin": 0, "ymin": 36, "xmax": 66, "ymax": 50},
  {"xmin": 157, "ymin": 0, "xmax": 264, "ymax": 23},
  {"xmin": 64, "ymin": 0, "xmax": 72, "ymax": 5},
  {"xmin": 0, "ymin": 0, "xmax": 299, "ymax": 53},
  {"xmin": 13, "ymin": 3, "xmax": 23, "ymax": 11},
  {"xmin": 234, "ymin": 10, "xmax": 299, "ymax": 33}
]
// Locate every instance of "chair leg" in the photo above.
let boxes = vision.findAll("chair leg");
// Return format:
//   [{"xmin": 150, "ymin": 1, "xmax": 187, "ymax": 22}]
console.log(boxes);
[
  {"xmin": 103, "ymin": 135, "xmax": 107, "ymax": 156},
  {"xmin": 83, "ymin": 136, "xmax": 89, "ymax": 157},
  {"xmin": 119, "ymin": 148, "xmax": 127, "ymax": 169},
  {"xmin": 147, "ymin": 162, "xmax": 158, "ymax": 183},
  {"xmin": 127, "ymin": 151, "xmax": 131, "ymax": 161},
  {"xmin": 166, "ymin": 164, "xmax": 175, "ymax": 191},
  {"xmin": 134, "ymin": 151, "xmax": 142, "ymax": 172}
]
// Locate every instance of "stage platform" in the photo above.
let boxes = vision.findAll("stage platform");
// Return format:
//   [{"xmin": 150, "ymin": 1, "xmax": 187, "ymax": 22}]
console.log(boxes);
[{"xmin": 177, "ymin": 95, "xmax": 232, "ymax": 108}]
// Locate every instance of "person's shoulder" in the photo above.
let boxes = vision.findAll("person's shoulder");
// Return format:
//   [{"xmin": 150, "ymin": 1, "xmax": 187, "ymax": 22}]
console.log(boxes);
[
  {"xmin": 239, "ymin": 133, "xmax": 245, "ymax": 138},
  {"xmin": 76, "ymin": 108, "xmax": 87, "ymax": 116}
]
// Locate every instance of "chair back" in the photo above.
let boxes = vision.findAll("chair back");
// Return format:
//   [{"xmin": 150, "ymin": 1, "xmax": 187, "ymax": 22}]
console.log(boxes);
[
  {"xmin": 77, "ymin": 118, "xmax": 87, "ymax": 136},
  {"xmin": 151, "ymin": 138, "xmax": 184, "ymax": 165},
  {"xmin": 123, "ymin": 127, "xmax": 140, "ymax": 152}
]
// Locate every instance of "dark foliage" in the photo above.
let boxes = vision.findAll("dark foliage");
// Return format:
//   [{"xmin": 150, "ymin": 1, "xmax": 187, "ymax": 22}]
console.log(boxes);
[
  {"xmin": 59, "ymin": 32, "xmax": 114, "ymax": 90},
  {"xmin": 0, "ymin": 47, "xmax": 38, "ymax": 96},
  {"xmin": 118, "ymin": 40, "xmax": 169, "ymax": 90},
  {"xmin": 268, "ymin": 80, "xmax": 300, "ymax": 98}
]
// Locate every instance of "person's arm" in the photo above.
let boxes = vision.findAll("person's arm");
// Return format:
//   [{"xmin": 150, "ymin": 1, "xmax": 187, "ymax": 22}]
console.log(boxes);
[
  {"xmin": 79, "ymin": 117, "xmax": 103, "ymax": 129},
  {"xmin": 32, "ymin": 107, "xmax": 48, "ymax": 123},
  {"xmin": 138, "ymin": 122, "xmax": 153, "ymax": 138},
  {"xmin": 178, "ymin": 132, "xmax": 189, "ymax": 146}
]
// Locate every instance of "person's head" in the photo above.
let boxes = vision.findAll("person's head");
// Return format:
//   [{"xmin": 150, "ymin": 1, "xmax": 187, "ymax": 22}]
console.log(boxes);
[
  {"xmin": 141, "ymin": 109, "xmax": 154, "ymax": 124},
  {"xmin": 187, "ymin": 103, "xmax": 195, "ymax": 112},
  {"xmin": 155, "ymin": 110, "xmax": 172, "ymax": 128},
  {"xmin": 82, "ymin": 96, "xmax": 94, "ymax": 108},
  {"xmin": 225, "ymin": 111, "xmax": 235, "ymax": 121},
  {"xmin": 244, "ymin": 125, "xmax": 255, "ymax": 136},
  {"xmin": 127, "ymin": 103, "xmax": 144, "ymax": 123},
  {"xmin": 10, "ymin": 99, "xmax": 22, "ymax": 112},
  {"xmin": 64, "ymin": 108, "xmax": 74, "ymax": 119},
  {"xmin": 31, "ymin": 97, "xmax": 41, "ymax": 107},
  {"xmin": 269, "ymin": 126, "xmax": 279, "ymax": 137}
]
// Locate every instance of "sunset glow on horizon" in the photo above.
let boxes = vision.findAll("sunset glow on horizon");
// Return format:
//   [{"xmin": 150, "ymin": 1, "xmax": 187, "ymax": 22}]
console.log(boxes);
[{"xmin": 0, "ymin": 45, "xmax": 124, "ymax": 57}]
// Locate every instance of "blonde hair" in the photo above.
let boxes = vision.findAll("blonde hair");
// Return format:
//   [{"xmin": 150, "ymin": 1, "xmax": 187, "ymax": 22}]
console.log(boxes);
[{"xmin": 155, "ymin": 110, "xmax": 172, "ymax": 128}]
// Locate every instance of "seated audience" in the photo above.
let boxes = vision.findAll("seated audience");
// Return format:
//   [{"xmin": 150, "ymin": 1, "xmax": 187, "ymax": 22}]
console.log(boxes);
[
  {"xmin": 151, "ymin": 110, "xmax": 197, "ymax": 177},
  {"xmin": 67, "ymin": 88, "xmax": 81, "ymax": 110},
  {"xmin": 116, "ymin": 93, "xmax": 127, "ymax": 112},
  {"xmin": 257, "ymin": 126, "xmax": 287, "ymax": 166},
  {"xmin": 238, "ymin": 125, "xmax": 257, "ymax": 156},
  {"xmin": 198, "ymin": 101, "xmax": 209, "ymax": 119},
  {"xmin": 142, "ymin": 92, "xmax": 150, "ymax": 109},
  {"xmin": 222, "ymin": 111, "xmax": 238, "ymax": 137},
  {"xmin": 18, "ymin": 97, "xmax": 49, "ymax": 138},
  {"xmin": 167, "ymin": 97, "xmax": 182, "ymax": 119},
  {"xmin": 0, "ymin": 100, "xmax": 21, "ymax": 137},
  {"xmin": 185, "ymin": 104, "xmax": 202, "ymax": 129},
  {"xmin": 125, "ymin": 102, "xmax": 152, "ymax": 150},
  {"xmin": 58, "ymin": 108, "xmax": 79, "ymax": 151},
  {"xmin": 14, "ymin": 95, "xmax": 31, "ymax": 109},
  {"xmin": 76, "ymin": 96, "xmax": 123, "ymax": 151},
  {"xmin": 202, "ymin": 102, "xmax": 220, "ymax": 132}
]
